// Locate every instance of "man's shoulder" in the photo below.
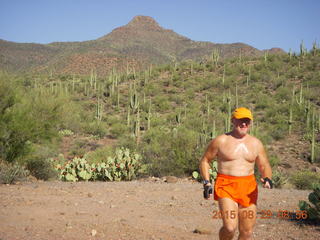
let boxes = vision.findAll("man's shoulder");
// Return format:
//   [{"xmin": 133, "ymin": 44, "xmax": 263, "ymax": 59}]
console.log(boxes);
[
  {"xmin": 247, "ymin": 134, "xmax": 263, "ymax": 146},
  {"xmin": 211, "ymin": 134, "xmax": 228, "ymax": 145}
]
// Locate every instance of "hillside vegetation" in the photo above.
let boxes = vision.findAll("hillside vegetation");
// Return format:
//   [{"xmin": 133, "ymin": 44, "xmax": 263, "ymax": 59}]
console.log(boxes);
[{"xmin": 1, "ymin": 44, "xmax": 320, "ymax": 190}]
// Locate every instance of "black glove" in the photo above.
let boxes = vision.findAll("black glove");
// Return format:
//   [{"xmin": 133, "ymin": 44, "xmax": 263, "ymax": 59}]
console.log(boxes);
[
  {"xmin": 262, "ymin": 177, "xmax": 273, "ymax": 189},
  {"xmin": 203, "ymin": 184, "xmax": 213, "ymax": 199}
]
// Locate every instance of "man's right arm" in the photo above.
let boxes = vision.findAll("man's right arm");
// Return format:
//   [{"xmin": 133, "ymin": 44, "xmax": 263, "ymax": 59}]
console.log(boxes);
[{"xmin": 199, "ymin": 137, "xmax": 219, "ymax": 182}]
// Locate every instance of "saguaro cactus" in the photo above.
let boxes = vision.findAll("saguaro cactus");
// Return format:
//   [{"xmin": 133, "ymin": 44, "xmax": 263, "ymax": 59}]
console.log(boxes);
[
  {"xmin": 222, "ymin": 65, "xmax": 226, "ymax": 85},
  {"xmin": 147, "ymin": 98, "xmax": 152, "ymax": 130},
  {"xmin": 288, "ymin": 104, "xmax": 293, "ymax": 135},
  {"xmin": 300, "ymin": 40, "xmax": 307, "ymax": 57},
  {"xmin": 96, "ymin": 96, "xmax": 103, "ymax": 121},
  {"xmin": 134, "ymin": 107, "xmax": 141, "ymax": 144},
  {"xmin": 311, "ymin": 125, "xmax": 315, "ymax": 163},
  {"xmin": 247, "ymin": 66, "xmax": 251, "ymax": 87},
  {"xmin": 127, "ymin": 107, "xmax": 131, "ymax": 127},
  {"xmin": 176, "ymin": 112, "xmax": 182, "ymax": 126},
  {"xmin": 130, "ymin": 91, "xmax": 139, "ymax": 111},
  {"xmin": 212, "ymin": 48, "xmax": 220, "ymax": 67}
]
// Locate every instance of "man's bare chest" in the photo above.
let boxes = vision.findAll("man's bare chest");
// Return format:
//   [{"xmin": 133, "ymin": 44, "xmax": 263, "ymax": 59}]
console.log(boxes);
[{"xmin": 218, "ymin": 141, "xmax": 257, "ymax": 162}]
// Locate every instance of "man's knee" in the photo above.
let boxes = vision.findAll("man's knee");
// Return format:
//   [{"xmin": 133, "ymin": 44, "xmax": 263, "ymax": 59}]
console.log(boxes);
[
  {"xmin": 222, "ymin": 225, "xmax": 237, "ymax": 235},
  {"xmin": 239, "ymin": 229, "xmax": 253, "ymax": 238}
]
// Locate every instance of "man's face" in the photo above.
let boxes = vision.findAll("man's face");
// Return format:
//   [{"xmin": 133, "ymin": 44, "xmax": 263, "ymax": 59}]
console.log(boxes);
[{"xmin": 232, "ymin": 118, "xmax": 251, "ymax": 136}]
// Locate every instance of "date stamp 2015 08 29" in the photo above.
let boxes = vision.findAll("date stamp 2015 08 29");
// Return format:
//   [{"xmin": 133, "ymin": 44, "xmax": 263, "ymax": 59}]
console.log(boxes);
[{"xmin": 212, "ymin": 210, "xmax": 308, "ymax": 220}]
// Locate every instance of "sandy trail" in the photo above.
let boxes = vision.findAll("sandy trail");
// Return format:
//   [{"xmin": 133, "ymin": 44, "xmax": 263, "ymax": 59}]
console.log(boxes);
[{"xmin": 0, "ymin": 180, "xmax": 319, "ymax": 240}]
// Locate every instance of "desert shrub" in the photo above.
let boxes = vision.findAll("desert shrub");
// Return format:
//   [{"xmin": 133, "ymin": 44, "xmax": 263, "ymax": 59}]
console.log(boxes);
[
  {"xmin": 272, "ymin": 170, "xmax": 288, "ymax": 188},
  {"xmin": 69, "ymin": 139, "xmax": 88, "ymax": 157},
  {"xmin": 0, "ymin": 160, "xmax": 28, "ymax": 184},
  {"xmin": 26, "ymin": 158, "xmax": 57, "ymax": 180},
  {"xmin": 269, "ymin": 123, "xmax": 287, "ymax": 141},
  {"xmin": 84, "ymin": 121, "xmax": 108, "ymax": 138},
  {"xmin": 269, "ymin": 154, "xmax": 280, "ymax": 168},
  {"xmin": 255, "ymin": 94, "xmax": 271, "ymax": 110},
  {"xmin": 140, "ymin": 126, "xmax": 201, "ymax": 177},
  {"xmin": 84, "ymin": 146, "xmax": 115, "ymax": 164},
  {"xmin": 290, "ymin": 170, "xmax": 320, "ymax": 190},
  {"xmin": 274, "ymin": 87, "xmax": 291, "ymax": 102},
  {"xmin": 153, "ymin": 95, "xmax": 170, "ymax": 112},
  {"xmin": 0, "ymin": 75, "xmax": 72, "ymax": 163},
  {"xmin": 110, "ymin": 122, "xmax": 128, "ymax": 138}
]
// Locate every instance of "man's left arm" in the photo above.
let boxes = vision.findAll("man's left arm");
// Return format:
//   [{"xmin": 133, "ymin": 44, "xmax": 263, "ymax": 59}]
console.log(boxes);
[{"xmin": 255, "ymin": 140, "xmax": 273, "ymax": 189}]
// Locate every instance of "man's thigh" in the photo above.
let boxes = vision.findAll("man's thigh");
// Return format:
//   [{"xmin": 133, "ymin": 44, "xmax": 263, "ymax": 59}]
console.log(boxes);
[
  {"xmin": 218, "ymin": 198, "xmax": 239, "ymax": 228},
  {"xmin": 238, "ymin": 204, "xmax": 257, "ymax": 232}
]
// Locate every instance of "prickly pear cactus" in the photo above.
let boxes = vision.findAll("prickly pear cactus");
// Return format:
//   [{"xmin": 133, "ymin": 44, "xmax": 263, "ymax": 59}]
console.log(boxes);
[
  {"xmin": 299, "ymin": 186, "xmax": 320, "ymax": 221},
  {"xmin": 56, "ymin": 148, "xmax": 143, "ymax": 182},
  {"xmin": 192, "ymin": 161, "xmax": 218, "ymax": 182}
]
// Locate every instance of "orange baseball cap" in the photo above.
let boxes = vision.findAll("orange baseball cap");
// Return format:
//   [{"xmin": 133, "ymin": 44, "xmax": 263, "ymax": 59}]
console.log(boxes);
[{"xmin": 232, "ymin": 107, "xmax": 253, "ymax": 120}]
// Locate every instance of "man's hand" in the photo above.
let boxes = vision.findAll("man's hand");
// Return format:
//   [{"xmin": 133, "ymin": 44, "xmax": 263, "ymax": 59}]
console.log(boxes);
[
  {"xmin": 203, "ymin": 184, "xmax": 213, "ymax": 199},
  {"xmin": 260, "ymin": 177, "xmax": 273, "ymax": 189}
]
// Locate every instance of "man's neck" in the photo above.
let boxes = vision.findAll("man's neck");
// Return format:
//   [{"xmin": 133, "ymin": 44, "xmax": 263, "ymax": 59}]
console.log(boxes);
[{"xmin": 230, "ymin": 130, "xmax": 247, "ymax": 140}]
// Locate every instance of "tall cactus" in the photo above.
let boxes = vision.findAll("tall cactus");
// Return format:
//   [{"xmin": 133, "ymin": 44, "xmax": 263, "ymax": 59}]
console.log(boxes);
[
  {"xmin": 147, "ymin": 98, "xmax": 152, "ymax": 130},
  {"xmin": 212, "ymin": 48, "xmax": 220, "ymax": 67},
  {"xmin": 288, "ymin": 48, "xmax": 293, "ymax": 60},
  {"xmin": 117, "ymin": 87, "xmax": 120, "ymax": 109},
  {"xmin": 225, "ymin": 91, "xmax": 232, "ymax": 132},
  {"xmin": 210, "ymin": 120, "xmax": 216, "ymax": 139},
  {"xmin": 130, "ymin": 90, "xmax": 139, "ymax": 111},
  {"xmin": 288, "ymin": 104, "xmax": 293, "ymax": 135},
  {"xmin": 300, "ymin": 40, "xmax": 307, "ymax": 57},
  {"xmin": 296, "ymin": 83, "xmax": 303, "ymax": 105},
  {"xmin": 311, "ymin": 123, "xmax": 315, "ymax": 163},
  {"xmin": 235, "ymin": 83, "xmax": 239, "ymax": 108},
  {"xmin": 96, "ymin": 95, "xmax": 103, "ymax": 121},
  {"xmin": 247, "ymin": 66, "xmax": 251, "ymax": 87},
  {"xmin": 134, "ymin": 107, "xmax": 141, "ymax": 144},
  {"xmin": 312, "ymin": 40, "xmax": 318, "ymax": 56},
  {"xmin": 176, "ymin": 112, "xmax": 182, "ymax": 126},
  {"xmin": 264, "ymin": 51, "xmax": 268, "ymax": 63},
  {"xmin": 222, "ymin": 64, "xmax": 226, "ymax": 85},
  {"xmin": 127, "ymin": 107, "xmax": 131, "ymax": 127}
]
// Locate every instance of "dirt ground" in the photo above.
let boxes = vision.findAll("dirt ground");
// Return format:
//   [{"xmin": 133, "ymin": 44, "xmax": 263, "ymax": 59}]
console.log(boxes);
[{"xmin": 0, "ymin": 178, "xmax": 319, "ymax": 240}]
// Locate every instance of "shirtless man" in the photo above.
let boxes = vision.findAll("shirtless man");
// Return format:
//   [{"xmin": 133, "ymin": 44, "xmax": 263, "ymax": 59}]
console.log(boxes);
[{"xmin": 199, "ymin": 107, "xmax": 273, "ymax": 240}]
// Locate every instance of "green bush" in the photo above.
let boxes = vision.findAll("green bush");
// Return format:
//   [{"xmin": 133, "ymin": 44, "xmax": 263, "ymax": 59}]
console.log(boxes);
[
  {"xmin": 69, "ymin": 139, "xmax": 88, "ymax": 157},
  {"xmin": 0, "ymin": 160, "xmax": 28, "ymax": 184},
  {"xmin": 84, "ymin": 121, "xmax": 108, "ymax": 138},
  {"xmin": 272, "ymin": 170, "xmax": 288, "ymax": 188},
  {"xmin": 110, "ymin": 122, "xmax": 128, "ymax": 138},
  {"xmin": 84, "ymin": 146, "xmax": 114, "ymax": 164},
  {"xmin": 269, "ymin": 123, "xmax": 287, "ymax": 141},
  {"xmin": 290, "ymin": 170, "xmax": 320, "ymax": 189},
  {"xmin": 140, "ymin": 126, "xmax": 202, "ymax": 177},
  {"xmin": 269, "ymin": 154, "xmax": 280, "ymax": 168},
  {"xmin": 0, "ymin": 74, "xmax": 78, "ymax": 163},
  {"xmin": 26, "ymin": 158, "xmax": 57, "ymax": 180}
]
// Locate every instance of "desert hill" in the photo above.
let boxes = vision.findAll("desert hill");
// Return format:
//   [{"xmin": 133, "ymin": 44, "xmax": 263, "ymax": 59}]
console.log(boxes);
[{"xmin": 0, "ymin": 16, "xmax": 285, "ymax": 75}]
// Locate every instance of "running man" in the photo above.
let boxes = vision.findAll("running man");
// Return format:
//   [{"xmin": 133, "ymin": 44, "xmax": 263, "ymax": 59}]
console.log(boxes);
[{"xmin": 199, "ymin": 107, "xmax": 273, "ymax": 240}]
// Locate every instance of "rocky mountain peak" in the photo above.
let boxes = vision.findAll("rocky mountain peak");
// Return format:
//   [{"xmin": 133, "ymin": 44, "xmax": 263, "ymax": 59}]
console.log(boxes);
[{"xmin": 126, "ymin": 15, "xmax": 161, "ymax": 29}]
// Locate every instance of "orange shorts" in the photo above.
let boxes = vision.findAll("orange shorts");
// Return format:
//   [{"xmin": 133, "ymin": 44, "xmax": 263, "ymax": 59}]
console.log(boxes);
[{"xmin": 214, "ymin": 173, "xmax": 258, "ymax": 207}]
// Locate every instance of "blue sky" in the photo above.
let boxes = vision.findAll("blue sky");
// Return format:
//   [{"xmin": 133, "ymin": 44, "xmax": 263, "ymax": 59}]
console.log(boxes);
[{"xmin": 0, "ymin": 0, "xmax": 319, "ymax": 53}]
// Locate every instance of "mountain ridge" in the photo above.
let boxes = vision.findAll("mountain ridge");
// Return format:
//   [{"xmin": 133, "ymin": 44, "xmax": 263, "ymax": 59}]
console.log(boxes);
[{"xmin": 0, "ymin": 16, "xmax": 285, "ymax": 75}]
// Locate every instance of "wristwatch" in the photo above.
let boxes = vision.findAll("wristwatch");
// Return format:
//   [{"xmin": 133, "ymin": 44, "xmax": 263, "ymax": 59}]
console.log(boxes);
[{"xmin": 203, "ymin": 180, "xmax": 211, "ymax": 185}]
